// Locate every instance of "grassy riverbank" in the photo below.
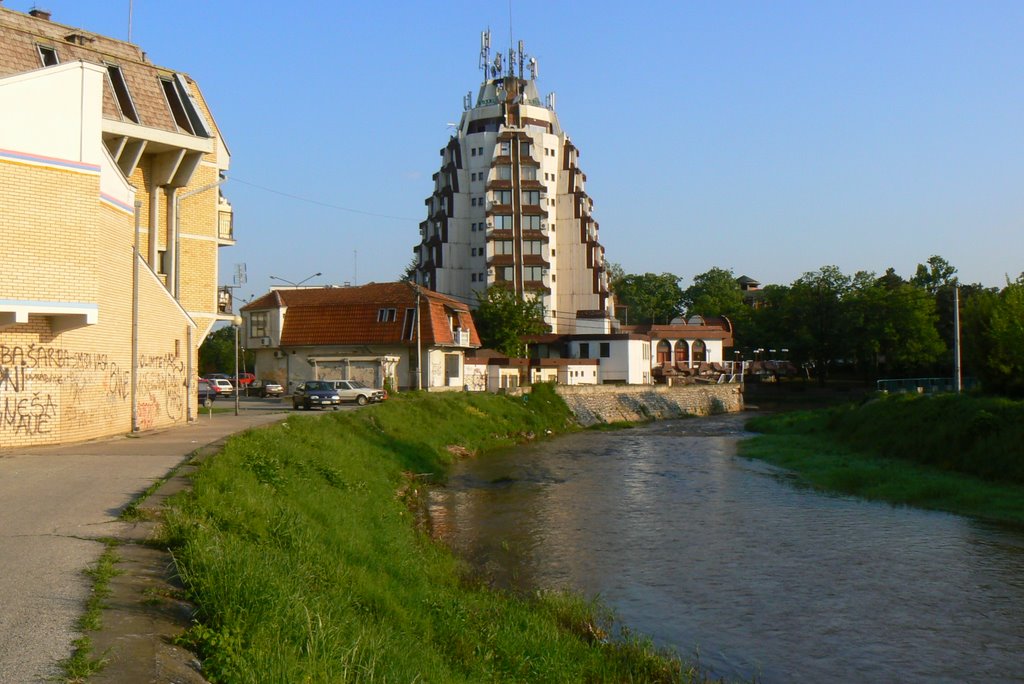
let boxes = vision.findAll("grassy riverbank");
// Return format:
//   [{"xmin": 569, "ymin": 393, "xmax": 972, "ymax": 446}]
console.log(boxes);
[
  {"xmin": 741, "ymin": 393, "xmax": 1024, "ymax": 525},
  {"xmin": 161, "ymin": 386, "xmax": 703, "ymax": 682}
]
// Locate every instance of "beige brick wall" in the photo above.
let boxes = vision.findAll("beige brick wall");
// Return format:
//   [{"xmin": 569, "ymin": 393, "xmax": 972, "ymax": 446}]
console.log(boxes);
[{"xmin": 1, "ymin": 161, "xmax": 197, "ymax": 449}]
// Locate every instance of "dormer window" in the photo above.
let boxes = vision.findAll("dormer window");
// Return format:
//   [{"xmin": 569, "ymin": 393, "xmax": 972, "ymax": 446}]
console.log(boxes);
[
  {"xmin": 377, "ymin": 308, "xmax": 396, "ymax": 323},
  {"xmin": 37, "ymin": 45, "xmax": 59, "ymax": 67},
  {"xmin": 159, "ymin": 75, "xmax": 210, "ymax": 137},
  {"xmin": 106, "ymin": 64, "xmax": 139, "ymax": 123}
]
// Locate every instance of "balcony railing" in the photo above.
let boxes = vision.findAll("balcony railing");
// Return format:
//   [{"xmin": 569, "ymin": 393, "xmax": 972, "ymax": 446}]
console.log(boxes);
[{"xmin": 218, "ymin": 208, "xmax": 234, "ymax": 242}]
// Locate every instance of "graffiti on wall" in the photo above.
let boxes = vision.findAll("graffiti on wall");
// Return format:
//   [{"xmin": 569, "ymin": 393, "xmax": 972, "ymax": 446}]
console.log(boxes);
[{"xmin": 0, "ymin": 343, "xmax": 187, "ymax": 439}]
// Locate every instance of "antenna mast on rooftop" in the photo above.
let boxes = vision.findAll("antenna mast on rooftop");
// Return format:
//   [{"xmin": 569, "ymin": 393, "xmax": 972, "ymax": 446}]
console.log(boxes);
[
  {"xmin": 479, "ymin": 29, "xmax": 491, "ymax": 76},
  {"xmin": 127, "ymin": 0, "xmax": 134, "ymax": 42}
]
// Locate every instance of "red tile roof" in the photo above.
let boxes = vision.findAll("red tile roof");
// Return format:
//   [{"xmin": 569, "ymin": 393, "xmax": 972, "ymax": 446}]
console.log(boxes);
[{"xmin": 243, "ymin": 282, "xmax": 480, "ymax": 348}]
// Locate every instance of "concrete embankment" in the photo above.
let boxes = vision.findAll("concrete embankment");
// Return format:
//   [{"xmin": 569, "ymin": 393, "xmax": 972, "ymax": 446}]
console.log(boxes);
[{"xmin": 554, "ymin": 383, "xmax": 743, "ymax": 426}]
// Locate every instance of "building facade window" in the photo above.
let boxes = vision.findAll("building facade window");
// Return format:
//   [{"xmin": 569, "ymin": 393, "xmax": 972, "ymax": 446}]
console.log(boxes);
[
  {"xmin": 249, "ymin": 312, "xmax": 268, "ymax": 338},
  {"xmin": 494, "ymin": 240, "xmax": 514, "ymax": 255},
  {"xmin": 523, "ymin": 266, "xmax": 543, "ymax": 281},
  {"xmin": 497, "ymin": 165, "xmax": 512, "ymax": 180},
  {"xmin": 37, "ymin": 45, "xmax": 58, "ymax": 66},
  {"xmin": 377, "ymin": 308, "xmax": 397, "ymax": 323},
  {"xmin": 674, "ymin": 340, "xmax": 688, "ymax": 365},
  {"xmin": 579, "ymin": 343, "xmax": 590, "ymax": 359},
  {"xmin": 107, "ymin": 64, "xmax": 139, "ymax": 123},
  {"xmin": 657, "ymin": 340, "xmax": 671, "ymax": 364},
  {"xmin": 600, "ymin": 343, "xmax": 610, "ymax": 358},
  {"xmin": 494, "ymin": 215, "xmax": 513, "ymax": 229}
]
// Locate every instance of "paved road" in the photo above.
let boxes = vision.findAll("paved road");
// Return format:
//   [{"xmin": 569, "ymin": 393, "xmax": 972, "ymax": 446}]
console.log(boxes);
[{"xmin": 0, "ymin": 403, "xmax": 289, "ymax": 682}]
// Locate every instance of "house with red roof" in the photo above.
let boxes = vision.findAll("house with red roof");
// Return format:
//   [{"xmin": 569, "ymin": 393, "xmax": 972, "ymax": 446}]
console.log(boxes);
[{"xmin": 240, "ymin": 282, "xmax": 480, "ymax": 392}]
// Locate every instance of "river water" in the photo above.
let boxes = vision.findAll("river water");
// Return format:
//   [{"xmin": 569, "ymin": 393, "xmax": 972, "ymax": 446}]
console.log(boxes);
[{"xmin": 427, "ymin": 413, "xmax": 1024, "ymax": 683}]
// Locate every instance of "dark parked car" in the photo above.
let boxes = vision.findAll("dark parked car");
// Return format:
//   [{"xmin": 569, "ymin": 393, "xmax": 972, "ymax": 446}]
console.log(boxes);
[
  {"xmin": 197, "ymin": 379, "xmax": 217, "ymax": 408},
  {"xmin": 292, "ymin": 381, "xmax": 341, "ymax": 410}
]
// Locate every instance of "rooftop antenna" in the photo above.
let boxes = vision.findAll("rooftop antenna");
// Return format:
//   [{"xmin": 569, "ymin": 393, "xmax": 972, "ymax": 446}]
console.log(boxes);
[
  {"xmin": 233, "ymin": 262, "xmax": 247, "ymax": 287},
  {"xmin": 479, "ymin": 29, "xmax": 490, "ymax": 76},
  {"xmin": 529, "ymin": 57, "xmax": 538, "ymax": 81},
  {"xmin": 518, "ymin": 40, "xmax": 525, "ymax": 79},
  {"xmin": 127, "ymin": 0, "xmax": 133, "ymax": 42}
]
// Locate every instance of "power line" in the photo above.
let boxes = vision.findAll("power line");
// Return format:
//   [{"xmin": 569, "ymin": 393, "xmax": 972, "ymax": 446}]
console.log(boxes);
[{"xmin": 225, "ymin": 175, "xmax": 420, "ymax": 222}]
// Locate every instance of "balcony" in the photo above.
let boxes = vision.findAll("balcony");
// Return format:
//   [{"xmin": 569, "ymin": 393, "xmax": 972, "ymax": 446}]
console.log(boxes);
[{"xmin": 217, "ymin": 201, "xmax": 235, "ymax": 245}]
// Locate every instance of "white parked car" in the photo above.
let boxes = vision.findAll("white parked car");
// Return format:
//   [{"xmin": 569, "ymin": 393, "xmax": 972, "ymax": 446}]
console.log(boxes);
[
  {"xmin": 328, "ymin": 380, "xmax": 386, "ymax": 405},
  {"xmin": 209, "ymin": 378, "xmax": 234, "ymax": 395}
]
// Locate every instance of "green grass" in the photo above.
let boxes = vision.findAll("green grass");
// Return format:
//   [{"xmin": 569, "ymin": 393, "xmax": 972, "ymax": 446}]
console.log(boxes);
[
  {"xmin": 742, "ymin": 394, "xmax": 1024, "ymax": 526},
  {"xmin": 59, "ymin": 541, "xmax": 122, "ymax": 682},
  {"xmin": 162, "ymin": 386, "xmax": 709, "ymax": 683}
]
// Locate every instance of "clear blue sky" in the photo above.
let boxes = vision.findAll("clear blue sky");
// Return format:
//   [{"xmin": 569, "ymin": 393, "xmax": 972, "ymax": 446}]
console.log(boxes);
[{"xmin": 12, "ymin": 1, "xmax": 1024, "ymax": 300}]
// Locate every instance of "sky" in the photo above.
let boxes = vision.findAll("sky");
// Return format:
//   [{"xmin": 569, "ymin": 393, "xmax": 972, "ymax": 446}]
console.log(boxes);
[{"xmin": 9, "ymin": 1, "xmax": 1024, "ymax": 301}]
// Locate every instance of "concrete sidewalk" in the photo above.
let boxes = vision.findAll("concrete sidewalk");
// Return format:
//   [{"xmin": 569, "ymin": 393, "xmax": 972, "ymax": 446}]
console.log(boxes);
[{"xmin": 0, "ymin": 411, "xmax": 287, "ymax": 683}]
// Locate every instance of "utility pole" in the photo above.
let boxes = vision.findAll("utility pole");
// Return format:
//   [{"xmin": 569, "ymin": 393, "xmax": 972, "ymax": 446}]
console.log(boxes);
[
  {"xmin": 953, "ymin": 286, "xmax": 962, "ymax": 393},
  {"xmin": 416, "ymin": 285, "xmax": 423, "ymax": 390}
]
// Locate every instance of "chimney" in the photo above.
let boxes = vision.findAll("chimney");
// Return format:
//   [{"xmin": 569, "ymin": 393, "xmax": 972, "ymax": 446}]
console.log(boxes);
[{"xmin": 29, "ymin": 8, "xmax": 52, "ymax": 21}]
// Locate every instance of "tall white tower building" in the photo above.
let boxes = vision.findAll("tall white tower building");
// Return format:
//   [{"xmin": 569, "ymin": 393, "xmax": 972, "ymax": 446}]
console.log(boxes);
[{"xmin": 413, "ymin": 32, "xmax": 612, "ymax": 333}]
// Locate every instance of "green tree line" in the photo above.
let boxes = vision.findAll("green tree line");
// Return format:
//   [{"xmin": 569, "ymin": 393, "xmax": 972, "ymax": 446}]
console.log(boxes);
[{"xmin": 610, "ymin": 256, "xmax": 1024, "ymax": 395}]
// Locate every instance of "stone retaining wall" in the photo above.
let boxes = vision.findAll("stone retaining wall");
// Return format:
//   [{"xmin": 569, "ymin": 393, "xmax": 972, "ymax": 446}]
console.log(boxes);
[{"xmin": 555, "ymin": 383, "xmax": 743, "ymax": 426}]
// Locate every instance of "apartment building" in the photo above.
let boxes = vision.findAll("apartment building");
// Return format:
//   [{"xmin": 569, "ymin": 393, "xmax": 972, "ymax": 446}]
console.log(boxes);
[
  {"xmin": 412, "ymin": 32, "xmax": 612, "ymax": 333},
  {"xmin": 0, "ymin": 7, "xmax": 234, "ymax": 447}
]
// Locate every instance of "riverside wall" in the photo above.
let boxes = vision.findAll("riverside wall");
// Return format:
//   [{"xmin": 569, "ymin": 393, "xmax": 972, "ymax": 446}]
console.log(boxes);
[{"xmin": 554, "ymin": 383, "xmax": 744, "ymax": 426}]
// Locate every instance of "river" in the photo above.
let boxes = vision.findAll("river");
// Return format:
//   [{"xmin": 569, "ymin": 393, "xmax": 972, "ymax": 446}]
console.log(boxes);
[{"xmin": 427, "ymin": 413, "xmax": 1024, "ymax": 683}]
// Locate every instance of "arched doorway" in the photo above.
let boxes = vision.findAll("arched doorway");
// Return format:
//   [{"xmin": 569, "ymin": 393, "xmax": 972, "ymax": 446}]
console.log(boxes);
[
  {"xmin": 656, "ymin": 339, "xmax": 671, "ymax": 364},
  {"xmin": 691, "ymin": 339, "xmax": 707, "ymax": 364},
  {"xmin": 674, "ymin": 340, "xmax": 688, "ymax": 367}
]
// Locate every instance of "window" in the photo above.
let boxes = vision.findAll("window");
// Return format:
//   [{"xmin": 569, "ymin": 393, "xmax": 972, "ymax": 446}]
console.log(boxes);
[
  {"xmin": 401, "ymin": 308, "xmax": 417, "ymax": 340},
  {"xmin": 579, "ymin": 343, "xmax": 590, "ymax": 359},
  {"xmin": 471, "ymin": 148, "xmax": 477, "ymax": 157},
  {"xmin": 37, "ymin": 45, "xmax": 58, "ymax": 67},
  {"xmin": 471, "ymin": 273, "xmax": 478, "ymax": 282},
  {"xmin": 600, "ymin": 343, "xmax": 610, "ymax": 358},
  {"xmin": 497, "ymin": 165, "xmax": 512, "ymax": 180},
  {"xmin": 520, "ymin": 142, "xmax": 531, "ymax": 156},
  {"xmin": 551, "ymin": 249, "xmax": 556, "ymax": 257},
  {"xmin": 674, "ymin": 341, "xmax": 688, "ymax": 365},
  {"xmin": 160, "ymin": 75, "xmax": 210, "ymax": 136},
  {"xmin": 522, "ymin": 190, "xmax": 540, "ymax": 205},
  {"xmin": 494, "ymin": 240, "xmax": 514, "ymax": 255},
  {"xmin": 499, "ymin": 141, "xmax": 511, "ymax": 156},
  {"xmin": 494, "ymin": 190, "xmax": 512, "ymax": 204},
  {"xmin": 692, "ymin": 339, "xmax": 707, "ymax": 363},
  {"xmin": 493, "ymin": 215, "xmax": 513, "ymax": 229},
  {"xmin": 477, "ymin": 146, "xmax": 484, "ymax": 155},
  {"xmin": 523, "ymin": 240, "xmax": 543, "ymax": 255},
  {"xmin": 106, "ymin": 64, "xmax": 139, "ymax": 123},
  {"xmin": 157, "ymin": 249, "xmax": 168, "ymax": 275},
  {"xmin": 524, "ymin": 266, "xmax": 544, "ymax": 281},
  {"xmin": 521, "ymin": 166, "xmax": 537, "ymax": 181},
  {"xmin": 377, "ymin": 308, "xmax": 397, "ymax": 323},
  {"xmin": 657, "ymin": 340, "xmax": 671, "ymax": 364},
  {"xmin": 249, "ymin": 312, "xmax": 268, "ymax": 338},
  {"xmin": 497, "ymin": 266, "xmax": 514, "ymax": 282}
]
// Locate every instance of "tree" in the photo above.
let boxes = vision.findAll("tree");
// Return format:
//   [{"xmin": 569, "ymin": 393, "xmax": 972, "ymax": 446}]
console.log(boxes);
[
  {"xmin": 198, "ymin": 326, "xmax": 254, "ymax": 376},
  {"xmin": 965, "ymin": 277, "xmax": 1024, "ymax": 396},
  {"xmin": 847, "ymin": 273, "xmax": 945, "ymax": 377},
  {"xmin": 605, "ymin": 261, "xmax": 626, "ymax": 291},
  {"xmin": 787, "ymin": 266, "xmax": 853, "ymax": 385},
  {"xmin": 400, "ymin": 257, "xmax": 418, "ymax": 282},
  {"xmin": 911, "ymin": 255, "xmax": 958, "ymax": 295},
  {"xmin": 472, "ymin": 286, "xmax": 547, "ymax": 358},
  {"xmin": 611, "ymin": 272, "xmax": 685, "ymax": 325},
  {"xmin": 682, "ymin": 267, "xmax": 746, "ymax": 319}
]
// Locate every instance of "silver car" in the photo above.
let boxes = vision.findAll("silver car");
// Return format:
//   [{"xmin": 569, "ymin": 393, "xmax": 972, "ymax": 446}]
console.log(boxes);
[{"xmin": 328, "ymin": 380, "xmax": 386, "ymax": 406}]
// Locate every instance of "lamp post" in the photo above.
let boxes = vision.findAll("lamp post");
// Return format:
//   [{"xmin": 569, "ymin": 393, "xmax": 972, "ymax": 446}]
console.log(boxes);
[
  {"xmin": 269, "ymin": 272, "xmax": 321, "ymax": 288},
  {"xmin": 233, "ymin": 315, "xmax": 242, "ymax": 416}
]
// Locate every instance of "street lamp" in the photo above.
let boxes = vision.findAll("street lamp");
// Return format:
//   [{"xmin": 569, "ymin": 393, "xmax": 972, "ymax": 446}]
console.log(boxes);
[{"xmin": 269, "ymin": 272, "xmax": 321, "ymax": 287}]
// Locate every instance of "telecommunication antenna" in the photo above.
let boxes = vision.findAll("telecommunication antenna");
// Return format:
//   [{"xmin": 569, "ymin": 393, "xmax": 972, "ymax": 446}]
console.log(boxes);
[
  {"xmin": 233, "ymin": 262, "xmax": 247, "ymax": 287},
  {"xmin": 546, "ymin": 92, "xmax": 556, "ymax": 110},
  {"xmin": 127, "ymin": 0, "xmax": 134, "ymax": 42},
  {"xmin": 463, "ymin": 91, "xmax": 472, "ymax": 111},
  {"xmin": 479, "ymin": 30, "xmax": 491, "ymax": 75},
  {"xmin": 518, "ymin": 40, "xmax": 525, "ymax": 79},
  {"xmin": 529, "ymin": 57, "xmax": 538, "ymax": 81}
]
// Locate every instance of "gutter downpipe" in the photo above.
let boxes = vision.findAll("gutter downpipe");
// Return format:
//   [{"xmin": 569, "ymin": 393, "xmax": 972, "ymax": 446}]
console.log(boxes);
[
  {"xmin": 131, "ymin": 199, "xmax": 142, "ymax": 431},
  {"xmin": 416, "ymin": 286, "xmax": 424, "ymax": 390}
]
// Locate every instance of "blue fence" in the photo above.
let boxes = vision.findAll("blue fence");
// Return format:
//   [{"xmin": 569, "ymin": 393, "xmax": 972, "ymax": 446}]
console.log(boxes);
[{"xmin": 875, "ymin": 377, "xmax": 978, "ymax": 394}]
